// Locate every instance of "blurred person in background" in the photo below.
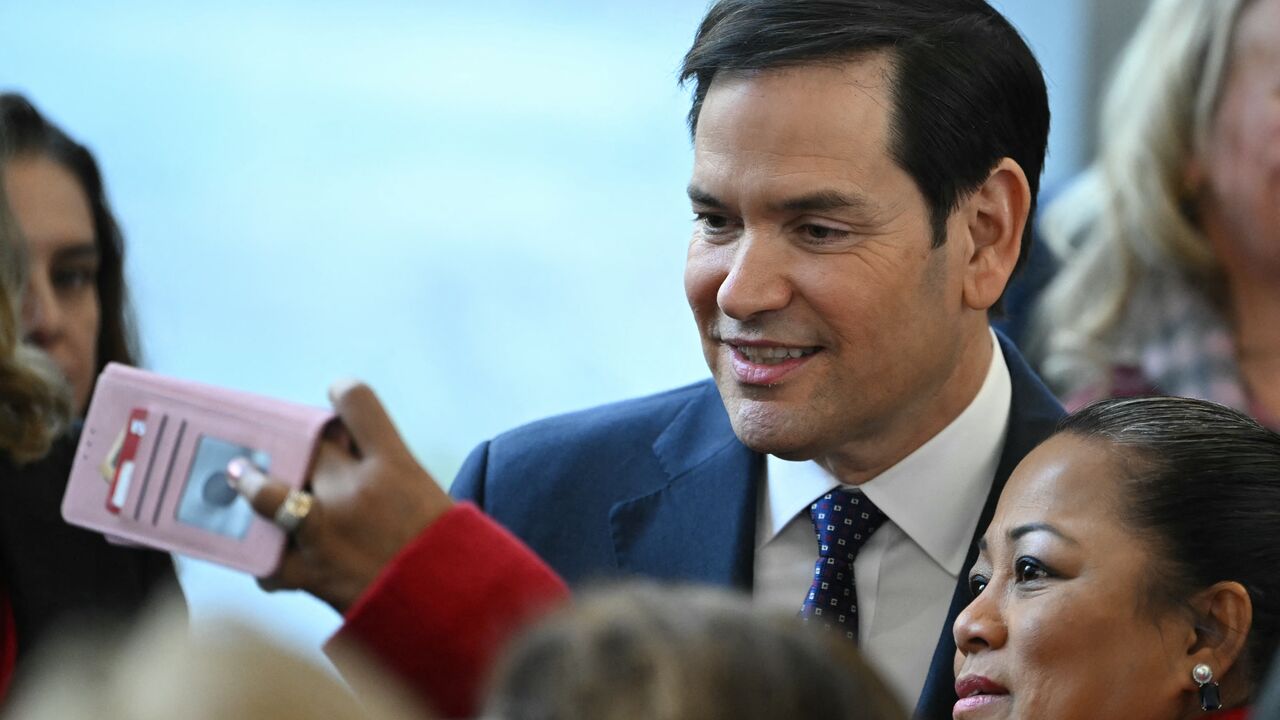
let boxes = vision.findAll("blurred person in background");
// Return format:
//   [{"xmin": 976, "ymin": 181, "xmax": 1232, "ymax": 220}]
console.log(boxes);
[
  {"xmin": 1256, "ymin": 650, "xmax": 1280, "ymax": 720},
  {"xmin": 1031, "ymin": 0, "xmax": 1280, "ymax": 421},
  {"xmin": 954, "ymin": 397, "xmax": 1279, "ymax": 720},
  {"xmin": 0, "ymin": 92, "xmax": 141, "ymax": 416},
  {"xmin": 0, "ymin": 123, "xmax": 179, "ymax": 700},
  {"xmin": 0, "ymin": 183, "xmax": 68, "ymax": 466},
  {"xmin": 485, "ymin": 583, "xmax": 906, "ymax": 720}
]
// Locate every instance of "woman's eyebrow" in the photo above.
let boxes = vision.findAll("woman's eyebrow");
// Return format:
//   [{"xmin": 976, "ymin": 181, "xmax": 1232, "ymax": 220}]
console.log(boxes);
[
  {"xmin": 52, "ymin": 242, "xmax": 100, "ymax": 263},
  {"xmin": 1009, "ymin": 522, "xmax": 1081, "ymax": 546}
]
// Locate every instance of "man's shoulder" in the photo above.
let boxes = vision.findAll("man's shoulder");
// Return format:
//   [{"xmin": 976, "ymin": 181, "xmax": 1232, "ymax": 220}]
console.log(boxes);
[
  {"xmin": 487, "ymin": 378, "xmax": 720, "ymax": 454},
  {"xmin": 450, "ymin": 379, "xmax": 736, "ymax": 578},
  {"xmin": 454, "ymin": 378, "xmax": 730, "ymax": 503}
]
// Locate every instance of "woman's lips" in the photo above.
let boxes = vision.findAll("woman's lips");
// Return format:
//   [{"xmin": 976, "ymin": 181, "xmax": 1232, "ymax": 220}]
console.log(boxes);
[
  {"xmin": 953, "ymin": 676, "xmax": 1009, "ymax": 718},
  {"xmin": 726, "ymin": 342, "xmax": 821, "ymax": 385}
]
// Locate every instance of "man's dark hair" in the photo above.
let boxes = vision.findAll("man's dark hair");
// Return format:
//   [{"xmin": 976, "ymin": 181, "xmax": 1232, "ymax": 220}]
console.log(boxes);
[
  {"xmin": 1059, "ymin": 396, "xmax": 1280, "ymax": 688},
  {"xmin": 0, "ymin": 93, "xmax": 141, "ymax": 380},
  {"xmin": 679, "ymin": 0, "xmax": 1050, "ymax": 282}
]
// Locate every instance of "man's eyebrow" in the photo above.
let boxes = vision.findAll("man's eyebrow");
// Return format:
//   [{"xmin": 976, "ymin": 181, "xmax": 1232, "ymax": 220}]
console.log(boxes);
[
  {"xmin": 687, "ymin": 185, "xmax": 723, "ymax": 208},
  {"xmin": 774, "ymin": 190, "xmax": 875, "ymax": 215},
  {"xmin": 1009, "ymin": 522, "xmax": 1080, "ymax": 546},
  {"xmin": 686, "ymin": 187, "xmax": 877, "ymax": 215}
]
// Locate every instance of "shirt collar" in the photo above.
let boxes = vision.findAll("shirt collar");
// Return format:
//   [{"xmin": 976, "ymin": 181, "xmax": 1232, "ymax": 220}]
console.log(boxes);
[{"xmin": 760, "ymin": 329, "xmax": 1012, "ymax": 575}]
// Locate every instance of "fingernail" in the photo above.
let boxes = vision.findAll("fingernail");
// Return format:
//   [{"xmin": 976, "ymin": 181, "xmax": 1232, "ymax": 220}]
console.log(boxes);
[
  {"xmin": 226, "ymin": 458, "xmax": 265, "ymax": 498},
  {"xmin": 328, "ymin": 376, "xmax": 363, "ymax": 404}
]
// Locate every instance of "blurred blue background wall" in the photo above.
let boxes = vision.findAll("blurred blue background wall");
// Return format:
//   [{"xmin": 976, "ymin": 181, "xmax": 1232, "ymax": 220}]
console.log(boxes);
[{"xmin": 0, "ymin": 0, "xmax": 1121, "ymax": 664}]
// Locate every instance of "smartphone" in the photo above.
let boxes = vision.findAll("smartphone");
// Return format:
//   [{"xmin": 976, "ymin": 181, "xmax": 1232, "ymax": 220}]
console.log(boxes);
[{"xmin": 61, "ymin": 363, "xmax": 334, "ymax": 576}]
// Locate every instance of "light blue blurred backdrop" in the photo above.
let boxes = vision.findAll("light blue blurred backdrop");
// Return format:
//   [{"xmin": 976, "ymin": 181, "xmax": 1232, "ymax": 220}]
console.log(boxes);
[{"xmin": 0, "ymin": 0, "xmax": 1090, "ymax": 663}]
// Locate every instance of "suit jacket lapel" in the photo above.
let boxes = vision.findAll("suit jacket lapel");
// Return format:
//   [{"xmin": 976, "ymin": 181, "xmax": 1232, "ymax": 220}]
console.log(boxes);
[
  {"xmin": 609, "ymin": 382, "xmax": 760, "ymax": 589},
  {"xmin": 914, "ymin": 332, "xmax": 1065, "ymax": 719}
]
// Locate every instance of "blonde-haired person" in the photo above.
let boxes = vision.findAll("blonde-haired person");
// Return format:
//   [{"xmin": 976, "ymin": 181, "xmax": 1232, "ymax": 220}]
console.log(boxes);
[
  {"xmin": 4, "ymin": 600, "xmax": 427, "ymax": 720},
  {"xmin": 1031, "ymin": 0, "xmax": 1280, "ymax": 419},
  {"xmin": 485, "ymin": 583, "xmax": 907, "ymax": 720}
]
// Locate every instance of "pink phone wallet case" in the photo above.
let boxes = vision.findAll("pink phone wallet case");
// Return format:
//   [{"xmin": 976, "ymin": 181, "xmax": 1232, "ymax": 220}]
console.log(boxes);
[{"xmin": 62, "ymin": 363, "xmax": 334, "ymax": 576}]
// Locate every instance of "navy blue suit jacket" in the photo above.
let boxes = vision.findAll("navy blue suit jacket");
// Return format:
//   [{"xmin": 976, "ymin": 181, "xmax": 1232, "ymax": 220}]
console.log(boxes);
[{"xmin": 452, "ymin": 333, "xmax": 1064, "ymax": 719}]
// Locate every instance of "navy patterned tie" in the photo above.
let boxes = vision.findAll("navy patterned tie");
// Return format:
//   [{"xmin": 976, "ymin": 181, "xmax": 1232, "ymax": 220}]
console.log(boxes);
[{"xmin": 799, "ymin": 488, "xmax": 888, "ymax": 641}]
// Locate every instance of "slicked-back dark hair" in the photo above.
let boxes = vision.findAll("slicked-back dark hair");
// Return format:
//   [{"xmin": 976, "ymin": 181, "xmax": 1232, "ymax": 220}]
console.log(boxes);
[
  {"xmin": 0, "ymin": 93, "xmax": 140, "ymax": 383},
  {"xmin": 1060, "ymin": 396, "xmax": 1280, "ymax": 688},
  {"xmin": 679, "ymin": 0, "xmax": 1050, "ymax": 284}
]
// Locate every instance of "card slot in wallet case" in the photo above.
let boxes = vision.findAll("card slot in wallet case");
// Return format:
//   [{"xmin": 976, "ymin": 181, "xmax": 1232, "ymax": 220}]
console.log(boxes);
[{"xmin": 61, "ymin": 363, "xmax": 334, "ymax": 577}]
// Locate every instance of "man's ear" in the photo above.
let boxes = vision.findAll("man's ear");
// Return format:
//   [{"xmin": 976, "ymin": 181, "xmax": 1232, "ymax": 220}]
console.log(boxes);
[
  {"xmin": 1184, "ymin": 581, "xmax": 1253, "ymax": 687},
  {"xmin": 959, "ymin": 158, "xmax": 1031, "ymax": 312}
]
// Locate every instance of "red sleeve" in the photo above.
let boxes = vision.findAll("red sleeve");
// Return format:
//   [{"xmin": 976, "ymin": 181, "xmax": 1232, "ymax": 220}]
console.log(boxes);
[{"xmin": 328, "ymin": 502, "xmax": 569, "ymax": 718}]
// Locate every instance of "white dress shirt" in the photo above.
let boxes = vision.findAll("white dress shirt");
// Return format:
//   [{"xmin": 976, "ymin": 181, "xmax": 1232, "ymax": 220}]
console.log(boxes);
[{"xmin": 753, "ymin": 330, "xmax": 1011, "ymax": 708}]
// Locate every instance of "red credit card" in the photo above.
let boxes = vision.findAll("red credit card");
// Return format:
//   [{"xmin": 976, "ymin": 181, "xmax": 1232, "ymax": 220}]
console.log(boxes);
[{"xmin": 106, "ymin": 408, "xmax": 148, "ymax": 514}]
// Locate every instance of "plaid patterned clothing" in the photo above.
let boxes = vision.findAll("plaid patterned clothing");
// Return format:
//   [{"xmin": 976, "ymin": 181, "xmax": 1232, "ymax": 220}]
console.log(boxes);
[{"xmin": 1065, "ymin": 270, "xmax": 1278, "ymax": 429}]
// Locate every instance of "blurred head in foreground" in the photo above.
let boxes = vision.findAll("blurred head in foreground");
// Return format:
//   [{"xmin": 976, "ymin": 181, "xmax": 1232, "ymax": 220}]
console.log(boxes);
[
  {"xmin": 486, "ymin": 583, "xmax": 907, "ymax": 720},
  {"xmin": 5, "ymin": 600, "xmax": 426, "ymax": 720}
]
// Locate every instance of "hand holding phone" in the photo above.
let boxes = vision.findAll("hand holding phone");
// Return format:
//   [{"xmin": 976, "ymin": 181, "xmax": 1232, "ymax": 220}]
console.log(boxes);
[{"xmin": 230, "ymin": 379, "xmax": 453, "ymax": 611}]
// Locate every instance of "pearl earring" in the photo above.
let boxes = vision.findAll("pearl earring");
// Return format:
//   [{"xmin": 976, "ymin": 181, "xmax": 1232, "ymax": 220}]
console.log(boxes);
[{"xmin": 1192, "ymin": 663, "xmax": 1222, "ymax": 712}]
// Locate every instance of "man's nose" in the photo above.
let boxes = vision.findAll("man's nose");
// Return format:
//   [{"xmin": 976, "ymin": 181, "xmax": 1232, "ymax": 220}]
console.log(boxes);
[
  {"xmin": 953, "ymin": 589, "xmax": 1007, "ymax": 657},
  {"xmin": 716, "ymin": 233, "xmax": 792, "ymax": 321},
  {"xmin": 22, "ymin": 274, "xmax": 62, "ymax": 347}
]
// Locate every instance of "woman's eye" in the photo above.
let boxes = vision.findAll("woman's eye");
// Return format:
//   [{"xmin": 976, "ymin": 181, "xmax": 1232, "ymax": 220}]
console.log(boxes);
[
  {"xmin": 52, "ymin": 266, "xmax": 98, "ymax": 292},
  {"xmin": 968, "ymin": 574, "xmax": 989, "ymax": 598},
  {"xmin": 1015, "ymin": 557, "xmax": 1051, "ymax": 583}
]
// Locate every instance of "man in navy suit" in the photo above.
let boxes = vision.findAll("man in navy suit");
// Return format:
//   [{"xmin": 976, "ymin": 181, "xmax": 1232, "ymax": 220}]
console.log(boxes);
[{"xmin": 241, "ymin": 1, "xmax": 1060, "ymax": 717}]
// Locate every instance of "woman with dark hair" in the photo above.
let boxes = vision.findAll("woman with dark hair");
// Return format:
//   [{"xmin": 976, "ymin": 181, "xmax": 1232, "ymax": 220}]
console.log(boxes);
[
  {"xmin": 0, "ymin": 188, "xmax": 73, "ymax": 699},
  {"xmin": 0, "ymin": 194, "xmax": 69, "ymax": 464},
  {"xmin": 0, "ymin": 92, "xmax": 139, "ymax": 415},
  {"xmin": 0, "ymin": 102, "xmax": 178, "ymax": 701},
  {"xmin": 953, "ymin": 396, "xmax": 1278, "ymax": 719}
]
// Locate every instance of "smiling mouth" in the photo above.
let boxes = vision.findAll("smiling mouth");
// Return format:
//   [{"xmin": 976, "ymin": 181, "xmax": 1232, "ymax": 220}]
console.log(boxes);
[{"xmin": 731, "ymin": 345, "xmax": 820, "ymax": 365}]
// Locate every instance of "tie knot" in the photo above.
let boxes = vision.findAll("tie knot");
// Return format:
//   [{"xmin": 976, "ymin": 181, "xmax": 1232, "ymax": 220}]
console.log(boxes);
[{"xmin": 808, "ymin": 488, "xmax": 887, "ymax": 561}]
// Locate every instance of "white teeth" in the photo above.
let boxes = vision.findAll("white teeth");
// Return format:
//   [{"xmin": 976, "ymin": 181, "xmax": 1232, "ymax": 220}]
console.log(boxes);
[{"xmin": 735, "ymin": 345, "xmax": 817, "ymax": 365}]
